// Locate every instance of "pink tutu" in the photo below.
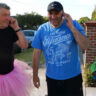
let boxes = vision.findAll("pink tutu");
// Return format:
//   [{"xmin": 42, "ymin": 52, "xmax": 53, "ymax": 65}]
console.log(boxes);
[{"xmin": 0, "ymin": 59, "xmax": 32, "ymax": 96}]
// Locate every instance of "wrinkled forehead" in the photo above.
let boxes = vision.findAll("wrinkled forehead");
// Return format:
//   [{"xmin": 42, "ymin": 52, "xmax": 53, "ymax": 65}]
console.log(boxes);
[
  {"xmin": 48, "ymin": 10, "xmax": 63, "ymax": 14},
  {"xmin": 0, "ymin": 8, "xmax": 10, "ymax": 15},
  {"xmin": 0, "ymin": 3, "xmax": 10, "ymax": 13}
]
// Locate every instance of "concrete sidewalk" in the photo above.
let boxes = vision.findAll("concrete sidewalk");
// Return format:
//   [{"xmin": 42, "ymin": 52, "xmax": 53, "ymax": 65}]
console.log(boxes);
[
  {"xmin": 30, "ymin": 66, "xmax": 96, "ymax": 96},
  {"xmin": 83, "ymin": 87, "xmax": 96, "ymax": 96},
  {"xmin": 30, "ymin": 67, "xmax": 47, "ymax": 96}
]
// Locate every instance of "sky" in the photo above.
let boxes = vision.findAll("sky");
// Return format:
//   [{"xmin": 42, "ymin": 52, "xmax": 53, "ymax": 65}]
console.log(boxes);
[{"xmin": 0, "ymin": 0, "xmax": 96, "ymax": 20}]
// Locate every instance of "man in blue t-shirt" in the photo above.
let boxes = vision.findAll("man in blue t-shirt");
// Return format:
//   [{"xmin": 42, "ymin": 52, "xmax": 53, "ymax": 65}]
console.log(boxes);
[{"xmin": 32, "ymin": 1, "xmax": 89, "ymax": 96}]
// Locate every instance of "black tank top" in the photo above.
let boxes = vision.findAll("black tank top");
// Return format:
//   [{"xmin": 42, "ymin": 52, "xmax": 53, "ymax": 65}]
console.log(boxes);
[{"xmin": 0, "ymin": 26, "xmax": 18, "ymax": 74}]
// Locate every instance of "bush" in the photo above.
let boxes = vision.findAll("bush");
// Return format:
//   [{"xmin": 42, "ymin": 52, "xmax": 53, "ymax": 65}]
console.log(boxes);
[{"xmin": 84, "ymin": 63, "xmax": 96, "ymax": 87}]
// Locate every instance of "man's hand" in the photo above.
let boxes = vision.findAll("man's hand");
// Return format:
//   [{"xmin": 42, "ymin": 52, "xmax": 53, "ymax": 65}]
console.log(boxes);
[
  {"xmin": 64, "ymin": 13, "xmax": 74, "ymax": 30},
  {"xmin": 33, "ymin": 75, "xmax": 40, "ymax": 88},
  {"xmin": 9, "ymin": 17, "xmax": 19, "ymax": 31}
]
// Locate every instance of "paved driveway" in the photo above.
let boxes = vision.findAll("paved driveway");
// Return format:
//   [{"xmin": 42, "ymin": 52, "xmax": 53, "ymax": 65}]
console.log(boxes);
[
  {"xmin": 28, "ymin": 64, "xmax": 96, "ymax": 96},
  {"xmin": 30, "ymin": 66, "xmax": 47, "ymax": 96}
]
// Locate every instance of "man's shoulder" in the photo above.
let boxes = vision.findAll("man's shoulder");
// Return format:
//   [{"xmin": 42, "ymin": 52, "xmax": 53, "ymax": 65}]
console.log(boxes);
[
  {"xmin": 41, "ymin": 22, "xmax": 49, "ymax": 27},
  {"xmin": 38, "ymin": 22, "xmax": 49, "ymax": 31},
  {"xmin": 73, "ymin": 20, "xmax": 78, "ymax": 24},
  {"xmin": 72, "ymin": 20, "xmax": 82, "ymax": 28}
]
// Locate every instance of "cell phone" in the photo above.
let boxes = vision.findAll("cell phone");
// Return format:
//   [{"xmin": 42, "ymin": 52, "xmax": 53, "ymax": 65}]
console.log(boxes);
[
  {"xmin": 9, "ymin": 21, "xmax": 11, "ymax": 24},
  {"xmin": 65, "ymin": 18, "xmax": 68, "ymax": 22},
  {"xmin": 63, "ymin": 12, "xmax": 68, "ymax": 22},
  {"xmin": 62, "ymin": 11, "xmax": 64, "ymax": 18}
]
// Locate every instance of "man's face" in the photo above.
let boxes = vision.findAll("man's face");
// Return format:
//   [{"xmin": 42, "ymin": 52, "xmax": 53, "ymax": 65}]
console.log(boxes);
[
  {"xmin": 48, "ymin": 10, "xmax": 63, "ymax": 27},
  {"xmin": 0, "ymin": 8, "xmax": 10, "ymax": 28}
]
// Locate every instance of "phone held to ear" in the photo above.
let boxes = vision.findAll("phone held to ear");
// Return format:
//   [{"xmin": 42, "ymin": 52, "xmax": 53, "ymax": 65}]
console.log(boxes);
[
  {"xmin": 65, "ymin": 18, "xmax": 68, "ymax": 22},
  {"xmin": 8, "ymin": 21, "xmax": 11, "ymax": 27},
  {"xmin": 9, "ymin": 21, "xmax": 11, "ymax": 24},
  {"xmin": 63, "ymin": 12, "xmax": 68, "ymax": 22}
]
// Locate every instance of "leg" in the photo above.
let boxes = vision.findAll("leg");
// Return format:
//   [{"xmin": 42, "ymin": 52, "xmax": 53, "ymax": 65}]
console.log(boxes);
[
  {"xmin": 65, "ymin": 74, "xmax": 83, "ymax": 96},
  {"xmin": 46, "ymin": 76, "xmax": 66, "ymax": 96}
]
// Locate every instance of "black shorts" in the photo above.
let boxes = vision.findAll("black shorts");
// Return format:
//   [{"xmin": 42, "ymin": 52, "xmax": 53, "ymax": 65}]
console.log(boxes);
[{"xmin": 46, "ymin": 74, "xmax": 83, "ymax": 96}]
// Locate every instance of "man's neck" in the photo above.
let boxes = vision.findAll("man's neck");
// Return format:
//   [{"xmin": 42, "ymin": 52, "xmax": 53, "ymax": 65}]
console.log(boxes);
[{"xmin": 0, "ymin": 25, "xmax": 6, "ymax": 29}]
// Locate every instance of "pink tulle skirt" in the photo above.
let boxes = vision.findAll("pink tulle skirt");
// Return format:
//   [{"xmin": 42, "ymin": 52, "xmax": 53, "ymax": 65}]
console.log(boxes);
[{"xmin": 0, "ymin": 59, "xmax": 32, "ymax": 96}]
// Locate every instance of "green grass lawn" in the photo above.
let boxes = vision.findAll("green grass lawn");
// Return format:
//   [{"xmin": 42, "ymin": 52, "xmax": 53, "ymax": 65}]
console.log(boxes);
[{"xmin": 15, "ymin": 48, "xmax": 45, "ymax": 64}]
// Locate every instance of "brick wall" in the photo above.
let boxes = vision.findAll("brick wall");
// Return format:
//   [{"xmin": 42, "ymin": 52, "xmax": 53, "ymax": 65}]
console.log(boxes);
[{"xmin": 83, "ymin": 21, "xmax": 96, "ymax": 64}]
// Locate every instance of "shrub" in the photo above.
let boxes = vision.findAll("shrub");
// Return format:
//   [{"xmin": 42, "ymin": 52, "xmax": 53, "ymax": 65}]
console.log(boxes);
[{"xmin": 84, "ymin": 63, "xmax": 96, "ymax": 87}]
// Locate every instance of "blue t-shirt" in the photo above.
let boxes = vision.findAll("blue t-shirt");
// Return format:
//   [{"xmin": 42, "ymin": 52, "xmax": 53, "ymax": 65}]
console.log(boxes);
[{"xmin": 32, "ymin": 20, "xmax": 86, "ymax": 80}]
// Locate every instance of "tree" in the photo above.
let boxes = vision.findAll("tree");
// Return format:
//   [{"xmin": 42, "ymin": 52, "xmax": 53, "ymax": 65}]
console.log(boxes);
[
  {"xmin": 16, "ymin": 12, "xmax": 45, "ymax": 30},
  {"xmin": 91, "ymin": 6, "xmax": 96, "ymax": 21},
  {"xmin": 43, "ymin": 16, "xmax": 48, "ymax": 23},
  {"xmin": 78, "ymin": 17, "xmax": 90, "ymax": 24}
]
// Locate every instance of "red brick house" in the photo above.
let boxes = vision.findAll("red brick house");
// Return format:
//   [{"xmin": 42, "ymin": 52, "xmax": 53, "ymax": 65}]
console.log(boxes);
[{"xmin": 82, "ymin": 21, "xmax": 96, "ymax": 65}]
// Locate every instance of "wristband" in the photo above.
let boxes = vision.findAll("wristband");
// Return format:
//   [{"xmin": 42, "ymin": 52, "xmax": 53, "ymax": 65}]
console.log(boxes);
[{"xmin": 15, "ymin": 28, "xmax": 21, "ymax": 33}]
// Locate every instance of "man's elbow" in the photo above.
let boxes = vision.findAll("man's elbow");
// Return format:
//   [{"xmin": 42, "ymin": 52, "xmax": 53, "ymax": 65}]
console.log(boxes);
[
  {"xmin": 83, "ymin": 39, "xmax": 89, "ymax": 50},
  {"xmin": 84, "ymin": 45, "xmax": 89, "ymax": 50}
]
